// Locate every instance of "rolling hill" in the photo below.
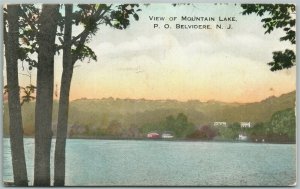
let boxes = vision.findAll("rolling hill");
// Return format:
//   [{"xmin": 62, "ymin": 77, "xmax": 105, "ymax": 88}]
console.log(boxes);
[{"xmin": 3, "ymin": 90, "xmax": 296, "ymax": 137}]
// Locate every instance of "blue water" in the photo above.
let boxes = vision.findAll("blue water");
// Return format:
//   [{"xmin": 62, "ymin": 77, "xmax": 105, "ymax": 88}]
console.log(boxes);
[{"xmin": 3, "ymin": 138, "xmax": 296, "ymax": 186}]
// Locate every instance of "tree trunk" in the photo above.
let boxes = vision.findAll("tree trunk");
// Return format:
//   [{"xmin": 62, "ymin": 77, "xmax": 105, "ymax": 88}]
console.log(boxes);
[
  {"xmin": 5, "ymin": 4, "xmax": 28, "ymax": 186},
  {"xmin": 54, "ymin": 5, "xmax": 73, "ymax": 186},
  {"xmin": 34, "ymin": 4, "xmax": 59, "ymax": 186},
  {"xmin": 54, "ymin": 69, "xmax": 73, "ymax": 186}
]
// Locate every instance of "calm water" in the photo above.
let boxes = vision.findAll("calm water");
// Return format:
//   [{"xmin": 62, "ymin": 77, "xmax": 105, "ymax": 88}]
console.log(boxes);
[{"xmin": 3, "ymin": 138, "xmax": 296, "ymax": 186}]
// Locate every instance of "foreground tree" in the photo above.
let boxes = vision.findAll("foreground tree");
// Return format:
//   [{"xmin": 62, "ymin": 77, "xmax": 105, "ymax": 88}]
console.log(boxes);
[
  {"xmin": 53, "ymin": 5, "xmax": 73, "ymax": 185},
  {"xmin": 241, "ymin": 4, "xmax": 296, "ymax": 71},
  {"xmin": 54, "ymin": 4, "xmax": 141, "ymax": 185},
  {"xmin": 4, "ymin": 5, "xmax": 28, "ymax": 186},
  {"xmin": 34, "ymin": 4, "xmax": 60, "ymax": 186}
]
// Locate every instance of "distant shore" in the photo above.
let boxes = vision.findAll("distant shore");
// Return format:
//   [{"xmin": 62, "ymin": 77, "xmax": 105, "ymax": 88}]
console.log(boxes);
[{"xmin": 3, "ymin": 136, "xmax": 296, "ymax": 144}]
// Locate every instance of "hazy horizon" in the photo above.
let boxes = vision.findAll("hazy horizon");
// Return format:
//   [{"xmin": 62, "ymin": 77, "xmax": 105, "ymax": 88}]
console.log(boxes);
[{"xmin": 68, "ymin": 89, "xmax": 295, "ymax": 104}]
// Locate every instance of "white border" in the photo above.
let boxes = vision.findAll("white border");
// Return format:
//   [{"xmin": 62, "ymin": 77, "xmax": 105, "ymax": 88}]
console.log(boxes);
[{"xmin": 0, "ymin": 1, "xmax": 298, "ymax": 189}]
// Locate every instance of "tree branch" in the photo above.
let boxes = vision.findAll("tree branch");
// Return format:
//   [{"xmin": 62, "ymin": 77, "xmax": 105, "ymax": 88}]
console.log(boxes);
[
  {"xmin": 97, "ymin": 4, "xmax": 112, "ymax": 20},
  {"xmin": 70, "ymin": 4, "xmax": 112, "ymax": 45},
  {"xmin": 20, "ymin": 5, "xmax": 38, "ymax": 32},
  {"xmin": 70, "ymin": 5, "xmax": 112, "ymax": 64}
]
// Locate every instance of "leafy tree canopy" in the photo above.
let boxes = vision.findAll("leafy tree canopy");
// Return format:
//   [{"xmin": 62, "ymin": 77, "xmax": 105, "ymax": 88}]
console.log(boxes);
[
  {"xmin": 241, "ymin": 4, "xmax": 296, "ymax": 71},
  {"xmin": 59, "ymin": 4, "xmax": 141, "ymax": 63},
  {"xmin": 4, "ymin": 4, "xmax": 141, "ymax": 68},
  {"xmin": 3, "ymin": 4, "xmax": 142, "ymax": 104}
]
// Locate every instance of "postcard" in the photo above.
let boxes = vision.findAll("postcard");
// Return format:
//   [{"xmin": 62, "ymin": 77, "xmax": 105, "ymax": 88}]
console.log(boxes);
[{"xmin": 2, "ymin": 3, "xmax": 296, "ymax": 186}]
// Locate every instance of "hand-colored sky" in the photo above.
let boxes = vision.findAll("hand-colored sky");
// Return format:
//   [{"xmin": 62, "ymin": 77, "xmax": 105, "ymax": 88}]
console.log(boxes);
[{"xmin": 14, "ymin": 4, "xmax": 296, "ymax": 103}]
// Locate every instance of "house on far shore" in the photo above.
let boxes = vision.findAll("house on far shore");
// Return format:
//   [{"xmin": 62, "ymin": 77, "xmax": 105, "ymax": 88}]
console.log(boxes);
[
  {"xmin": 147, "ymin": 132, "xmax": 160, "ymax": 139},
  {"xmin": 213, "ymin": 122, "xmax": 227, "ymax": 127},
  {"xmin": 161, "ymin": 132, "xmax": 174, "ymax": 139},
  {"xmin": 238, "ymin": 134, "xmax": 248, "ymax": 141},
  {"xmin": 240, "ymin": 122, "xmax": 251, "ymax": 128}
]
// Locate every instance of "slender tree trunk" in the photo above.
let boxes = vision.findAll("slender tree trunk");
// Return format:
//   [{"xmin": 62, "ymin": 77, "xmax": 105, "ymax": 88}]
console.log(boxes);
[
  {"xmin": 53, "ymin": 69, "xmax": 73, "ymax": 186},
  {"xmin": 5, "ymin": 5, "xmax": 28, "ymax": 186},
  {"xmin": 54, "ymin": 5, "xmax": 73, "ymax": 186},
  {"xmin": 34, "ymin": 4, "xmax": 59, "ymax": 186}
]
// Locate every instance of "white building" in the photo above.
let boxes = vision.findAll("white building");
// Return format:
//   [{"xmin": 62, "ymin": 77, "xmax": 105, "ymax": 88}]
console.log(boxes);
[
  {"xmin": 161, "ymin": 133, "xmax": 174, "ymax": 139},
  {"xmin": 240, "ymin": 122, "xmax": 251, "ymax": 128},
  {"xmin": 213, "ymin": 122, "xmax": 227, "ymax": 127},
  {"xmin": 238, "ymin": 134, "xmax": 248, "ymax": 140}
]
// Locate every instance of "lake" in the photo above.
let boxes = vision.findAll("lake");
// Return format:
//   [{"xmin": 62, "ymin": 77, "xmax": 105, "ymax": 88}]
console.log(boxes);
[{"xmin": 3, "ymin": 138, "xmax": 296, "ymax": 186}]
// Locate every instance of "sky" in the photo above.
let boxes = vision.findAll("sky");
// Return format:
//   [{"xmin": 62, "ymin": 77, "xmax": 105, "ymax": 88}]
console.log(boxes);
[{"xmin": 13, "ymin": 4, "xmax": 297, "ymax": 103}]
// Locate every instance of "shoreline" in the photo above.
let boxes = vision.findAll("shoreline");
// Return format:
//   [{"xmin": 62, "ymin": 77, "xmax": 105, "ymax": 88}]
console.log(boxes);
[{"xmin": 3, "ymin": 136, "xmax": 296, "ymax": 144}]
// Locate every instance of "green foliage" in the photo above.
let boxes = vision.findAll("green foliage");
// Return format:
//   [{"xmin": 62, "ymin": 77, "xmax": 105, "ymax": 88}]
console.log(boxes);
[
  {"xmin": 18, "ymin": 5, "xmax": 39, "ymax": 68},
  {"xmin": 187, "ymin": 125, "xmax": 217, "ymax": 140},
  {"xmin": 103, "ymin": 4, "xmax": 141, "ymax": 29},
  {"xmin": 3, "ymin": 91, "xmax": 295, "ymax": 142},
  {"xmin": 241, "ymin": 4, "xmax": 296, "ymax": 71},
  {"xmin": 245, "ymin": 122, "xmax": 267, "ymax": 141},
  {"xmin": 4, "ymin": 4, "xmax": 142, "ymax": 70},
  {"xmin": 229, "ymin": 122, "xmax": 240, "ymax": 131},
  {"xmin": 20, "ymin": 84, "xmax": 37, "ymax": 106},
  {"xmin": 3, "ymin": 84, "xmax": 37, "ymax": 106},
  {"xmin": 268, "ymin": 49, "xmax": 296, "ymax": 71},
  {"xmin": 72, "ymin": 44, "xmax": 97, "ymax": 62},
  {"xmin": 241, "ymin": 4, "xmax": 296, "ymax": 42},
  {"xmin": 217, "ymin": 122, "xmax": 240, "ymax": 140},
  {"xmin": 222, "ymin": 128, "xmax": 237, "ymax": 140},
  {"xmin": 3, "ymin": 85, "xmax": 9, "ymax": 95},
  {"xmin": 173, "ymin": 113, "xmax": 195, "ymax": 137},
  {"xmin": 107, "ymin": 120, "xmax": 123, "ymax": 136},
  {"xmin": 140, "ymin": 113, "xmax": 195, "ymax": 138},
  {"xmin": 270, "ymin": 108, "xmax": 295, "ymax": 141},
  {"xmin": 70, "ymin": 4, "xmax": 142, "ymax": 63},
  {"xmin": 3, "ymin": 5, "xmax": 40, "ymax": 69},
  {"xmin": 249, "ymin": 122, "xmax": 266, "ymax": 135}
]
